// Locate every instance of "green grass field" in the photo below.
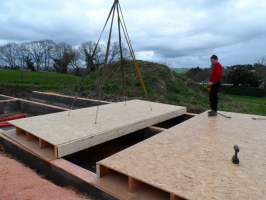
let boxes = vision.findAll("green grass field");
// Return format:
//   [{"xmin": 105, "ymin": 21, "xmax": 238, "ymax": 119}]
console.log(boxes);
[
  {"xmin": 229, "ymin": 95, "xmax": 266, "ymax": 105},
  {"xmin": 224, "ymin": 95, "xmax": 266, "ymax": 115},
  {"xmin": 0, "ymin": 69, "xmax": 79, "ymax": 90}
]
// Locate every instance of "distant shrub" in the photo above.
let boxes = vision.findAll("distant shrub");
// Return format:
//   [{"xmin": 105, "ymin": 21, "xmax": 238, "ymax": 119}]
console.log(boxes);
[
  {"xmin": 222, "ymin": 86, "xmax": 266, "ymax": 97},
  {"xmin": 226, "ymin": 68, "xmax": 260, "ymax": 87}
]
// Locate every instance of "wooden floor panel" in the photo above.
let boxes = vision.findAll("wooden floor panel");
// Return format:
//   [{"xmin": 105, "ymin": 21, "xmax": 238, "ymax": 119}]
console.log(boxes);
[
  {"xmin": 9, "ymin": 100, "xmax": 186, "ymax": 158},
  {"xmin": 98, "ymin": 111, "xmax": 266, "ymax": 200}
]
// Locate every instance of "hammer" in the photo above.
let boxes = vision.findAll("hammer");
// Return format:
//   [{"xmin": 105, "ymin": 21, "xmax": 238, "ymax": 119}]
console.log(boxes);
[{"xmin": 232, "ymin": 145, "xmax": 240, "ymax": 165}]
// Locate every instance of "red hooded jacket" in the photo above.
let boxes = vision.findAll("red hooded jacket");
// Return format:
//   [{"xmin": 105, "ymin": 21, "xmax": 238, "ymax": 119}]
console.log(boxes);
[{"xmin": 210, "ymin": 62, "xmax": 222, "ymax": 83}]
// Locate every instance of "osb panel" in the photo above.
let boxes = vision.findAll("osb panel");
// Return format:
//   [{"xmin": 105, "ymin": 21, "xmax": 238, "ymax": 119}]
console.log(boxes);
[
  {"xmin": 1, "ymin": 129, "xmax": 55, "ymax": 161},
  {"xmin": 98, "ymin": 112, "xmax": 266, "ymax": 200},
  {"xmin": 9, "ymin": 100, "xmax": 186, "ymax": 157},
  {"xmin": 94, "ymin": 172, "xmax": 170, "ymax": 200}
]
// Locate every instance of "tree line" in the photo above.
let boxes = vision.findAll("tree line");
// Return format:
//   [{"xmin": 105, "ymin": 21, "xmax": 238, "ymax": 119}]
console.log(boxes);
[
  {"xmin": 186, "ymin": 62, "xmax": 266, "ymax": 88},
  {"xmin": 0, "ymin": 40, "xmax": 129, "ymax": 75}
]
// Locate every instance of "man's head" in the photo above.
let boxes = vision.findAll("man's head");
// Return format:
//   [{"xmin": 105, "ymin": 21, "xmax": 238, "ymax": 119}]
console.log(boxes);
[{"xmin": 210, "ymin": 55, "xmax": 219, "ymax": 65}]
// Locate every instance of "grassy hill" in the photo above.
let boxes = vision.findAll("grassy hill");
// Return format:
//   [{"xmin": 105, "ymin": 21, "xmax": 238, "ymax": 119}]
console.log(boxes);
[
  {"xmin": 0, "ymin": 62, "xmax": 265, "ymax": 116},
  {"xmin": 75, "ymin": 61, "xmax": 208, "ymax": 113}
]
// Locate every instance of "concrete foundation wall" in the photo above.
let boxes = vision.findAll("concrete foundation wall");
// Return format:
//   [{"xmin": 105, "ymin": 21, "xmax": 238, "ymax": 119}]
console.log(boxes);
[
  {"xmin": 0, "ymin": 94, "xmax": 13, "ymax": 101},
  {"xmin": 0, "ymin": 100, "xmax": 20, "ymax": 114},
  {"xmin": 0, "ymin": 99, "xmax": 65, "ymax": 116},
  {"xmin": 20, "ymin": 101, "xmax": 65, "ymax": 116},
  {"xmin": 32, "ymin": 91, "xmax": 109, "ymax": 109}
]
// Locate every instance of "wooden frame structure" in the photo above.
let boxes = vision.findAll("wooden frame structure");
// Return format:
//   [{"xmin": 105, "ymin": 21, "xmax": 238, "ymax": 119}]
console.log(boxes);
[
  {"xmin": 6, "ymin": 100, "xmax": 186, "ymax": 160},
  {"xmin": 97, "ymin": 111, "xmax": 266, "ymax": 200}
]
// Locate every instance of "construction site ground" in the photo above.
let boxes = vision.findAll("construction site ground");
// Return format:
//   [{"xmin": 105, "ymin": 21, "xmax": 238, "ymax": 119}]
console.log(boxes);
[{"xmin": 0, "ymin": 151, "xmax": 90, "ymax": 200}]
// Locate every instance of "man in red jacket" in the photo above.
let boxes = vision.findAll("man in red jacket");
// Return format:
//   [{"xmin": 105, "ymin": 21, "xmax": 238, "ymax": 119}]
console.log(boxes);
[{"xmin": 208, "ymin": 55, "xmax": 223, "ymax": 117}]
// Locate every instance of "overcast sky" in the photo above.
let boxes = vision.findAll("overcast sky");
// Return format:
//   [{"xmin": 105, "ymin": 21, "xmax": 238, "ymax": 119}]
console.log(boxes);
[{"xmin": 0, "ymin": 0, "xmax": 266, "ymax": 67}]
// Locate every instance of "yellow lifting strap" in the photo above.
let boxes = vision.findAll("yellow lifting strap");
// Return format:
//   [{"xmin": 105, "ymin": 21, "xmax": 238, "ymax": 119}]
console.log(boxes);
[
  {"xmin": 132, "ymin": 56, "xmax": 148, "ymax": 97},
  {"xmin": 116, "ymin": 1, "xmax": 149, "ymax": 98}
]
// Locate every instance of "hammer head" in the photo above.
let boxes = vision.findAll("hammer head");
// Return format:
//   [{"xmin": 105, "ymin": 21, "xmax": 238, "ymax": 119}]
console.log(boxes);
[
  {"xmin": 234, "ymin": 145, "xmax": 240, "ymax": 153},
  {"xmin": 232, "ymin": 145, "xmax": 240, "ymax": 165}
]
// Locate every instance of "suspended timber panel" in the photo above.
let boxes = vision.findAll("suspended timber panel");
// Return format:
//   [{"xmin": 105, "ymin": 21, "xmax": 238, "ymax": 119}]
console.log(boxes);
[
  {"xmin": 8, "ymin": 100, "xmax": 186, "ymax": 159},
  {"xmin": 97, "ymin": 111, "xmax": 266, "ymax": 200}
]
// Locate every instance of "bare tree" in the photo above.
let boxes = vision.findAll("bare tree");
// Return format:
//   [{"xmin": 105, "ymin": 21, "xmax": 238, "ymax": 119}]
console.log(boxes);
[
  {"xmin": 16, "ymin": 43, "xmax": 36, "ymax": 71},
  {"xmin": 25, "ymin": 41, "xmax": 47, "ymax": 71},
  {"xmin": 108, "ymin": 42, "xmax": 130, "ymax": 64},
  {"xmin": 78, "ymin": 41, "xmax": 104, "ymax": 72},
  {"xmin": 17, "ymin": 43, "xmax": 28, "ymax": 69},
  {"xmin": 0, "ymin": 43, "xmax": 20, "ymax": 68},
  {"xmin": 70, "ymin": 48, "xmax": 82, "ymax": 72},
  {"xmin": 0, "ymin": 40, "xmax": 131, "ymax": 72},
  {"xmin": 50, "ymin": 42, "xmax": 75, "ymax": 73},
  {"xmin": 29, "ymin": 40, "xmax": 55, "ymax": 71},
  {"xmin": 108, "ymin": 42, "xmax": 120, "ymax": 64},
  {"xmin": 257, "ymin": 56, "xmax": 266, "ymax": 65}
]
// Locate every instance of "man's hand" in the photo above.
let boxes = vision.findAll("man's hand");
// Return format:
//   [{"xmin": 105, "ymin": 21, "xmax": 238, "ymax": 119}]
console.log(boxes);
[
  {"xmin": 207, "ymin": 82, "xmax": 213, "ymax": 93},
  {"xmin": 208, "ymin": 82, "xmax": 213, "ymax": 86}
]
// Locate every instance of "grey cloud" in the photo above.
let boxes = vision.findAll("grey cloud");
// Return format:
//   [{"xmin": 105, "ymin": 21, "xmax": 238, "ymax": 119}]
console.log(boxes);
[{"xmin": 0, "ymin": 0, "xmax": 266, "ymax": 67}]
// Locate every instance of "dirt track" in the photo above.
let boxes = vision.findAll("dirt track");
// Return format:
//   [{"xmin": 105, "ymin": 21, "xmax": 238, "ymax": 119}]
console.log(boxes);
[{"xmin": 0, "ymin": 152, "xmax": 90, "ymax": 200}]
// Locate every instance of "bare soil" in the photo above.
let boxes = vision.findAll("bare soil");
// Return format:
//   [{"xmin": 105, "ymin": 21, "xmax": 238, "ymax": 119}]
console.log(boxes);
[{"xmin": 0, "ymin": 151, "xmax": 91, "ymax": 200}]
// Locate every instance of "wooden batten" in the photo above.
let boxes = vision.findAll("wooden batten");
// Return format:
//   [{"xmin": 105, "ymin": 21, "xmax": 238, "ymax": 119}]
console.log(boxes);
[
  {"xmin": 54, "ymin": 147, "xmax": 58, "ymax": 159},
  {"xmin": 170, "ymin": 193, "xmax": 182, "ymax": 200},
  {"xmin": 97, "ymin": 165, "xmax": 109, "ymax": 178},
  {"xmin": 26, "ymin": 132, "xmax": 38, "ymax": 141},
  {"xmin": 16, "ymin": 128, "xmax": 25, "ymax": 136},
  {"xmin": 39, "ymin": 139, "xmax": 52, "ymax": 149},
  {"xmin": 128, "ymin": 177, "xmax": 141, "ymax": 192}
]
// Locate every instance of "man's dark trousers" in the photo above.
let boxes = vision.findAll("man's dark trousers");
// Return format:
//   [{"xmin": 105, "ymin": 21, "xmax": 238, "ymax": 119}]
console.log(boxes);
[{"xmin": 209, "ymin": 82, "xmax": 221, "ymax": 111}]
